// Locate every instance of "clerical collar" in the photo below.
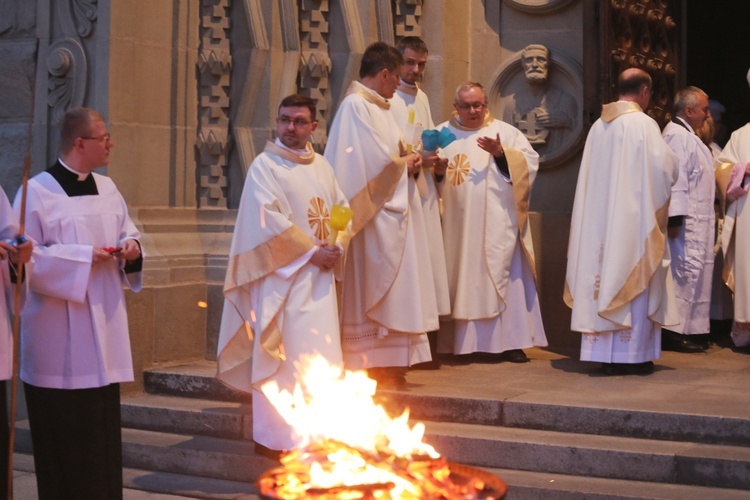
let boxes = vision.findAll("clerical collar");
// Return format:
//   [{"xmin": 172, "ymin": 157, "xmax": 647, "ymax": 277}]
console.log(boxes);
[
  {"xmin": 263, "ymin": 139, "xmax": 315, "ymax": 165},
  {"xmin": 59, "ymin": 158, "xmax": 90, "ymax": 181},
  {"xmin": 449, "ymin": 110, "xmax": 494, "ymax": 131},
  {"xmin": 347, "ymin": 81, "xmax": 390, "ymax": 110},
  {"xmin": 47, "ymin": 160, "xmax": 99, "ymax": 197}
]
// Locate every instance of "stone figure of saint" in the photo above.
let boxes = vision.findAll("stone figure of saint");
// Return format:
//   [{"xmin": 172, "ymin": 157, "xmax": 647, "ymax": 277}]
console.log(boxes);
[{"xmin": 500, "ymin": 44, "xmax": 577, "ymax": 157}]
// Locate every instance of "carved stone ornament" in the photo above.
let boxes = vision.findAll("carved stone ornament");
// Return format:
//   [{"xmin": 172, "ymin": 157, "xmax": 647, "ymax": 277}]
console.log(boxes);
[
  {"xmin": 489, "ymin": 46, "xmax": 584, "ymax": 169},
  {"xmin": 47, "ymin": 38, "xmax": 87, "ymax": 123},
  {"xmin": 502, "ymin": 0, "xmax": 575, "ymax": 14}
]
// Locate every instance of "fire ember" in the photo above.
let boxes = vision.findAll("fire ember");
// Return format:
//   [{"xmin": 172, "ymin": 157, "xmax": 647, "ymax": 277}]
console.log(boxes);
[{"xmin": 257, "ymin": 356, "xmax": 507, "ymax": 499}]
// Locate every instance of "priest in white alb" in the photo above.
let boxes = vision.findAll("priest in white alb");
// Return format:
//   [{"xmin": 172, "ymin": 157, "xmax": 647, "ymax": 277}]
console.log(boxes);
[
  {"xmin": 324, "ymin": 42, "xmax": 438, "ymax": 384},
  {"xmin": 715, "ymin": 68, "xmax": 750, "ymax": 349},
  {"xmin": 217, "ymin": 95, "xmax": 350, "ymax": 456},
  {"xmin": 389, "ymin": 36, "xmax": 450, "ymax": 367},
  {"xmin": 661, "ymin": 86, "xmax": 715, "ymax": 352},
  {"xmin": 437, "ymin": 82, "xmax": 548, "ymax": 363},
  {"xmin": 565, "ymin": 69, "xmax": 679, "ymax": 375}
]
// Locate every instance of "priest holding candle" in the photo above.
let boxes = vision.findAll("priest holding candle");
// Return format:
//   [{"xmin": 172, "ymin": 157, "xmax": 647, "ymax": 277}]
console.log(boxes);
[{"xmin": 217, "ymin": 94, "xmax": 351, "ymax": 458}]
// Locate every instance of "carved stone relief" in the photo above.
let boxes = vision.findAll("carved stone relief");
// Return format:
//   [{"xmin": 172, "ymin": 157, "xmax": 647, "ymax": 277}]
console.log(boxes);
[
  {"xmin": 607, "ymin": 0, "xmax": 677, "ymax": 127},
  {"xmin": 299, "ymin": 0, "xmax": 332, "ymax": 150},
  {"xmin": 490, "ymin": 44, "xmax": 584, "ymax": 168},
  {"xmin": 196, "ymin": 0, "xmax": 232, "ymax": 207},
  {"xmin": 46, "ymin": 0, "xmax": 98, "ymax": 122},
  {"xmin": 393, "ymin": 0, "xmax": 422, "ymax": 38}
]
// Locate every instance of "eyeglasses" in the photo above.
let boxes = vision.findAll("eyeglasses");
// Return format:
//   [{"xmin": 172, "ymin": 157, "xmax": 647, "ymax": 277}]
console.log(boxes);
[
  {"xmin": 455, "ymin": 102, "xmax": 486, "ymax": 111},
  {"xmin": 277, "ymin": 116, "xmax": 313, "ymax": 127},
  {"xmin": 80, "ymin": 133, "xmax": 111, "ymax": 143}
]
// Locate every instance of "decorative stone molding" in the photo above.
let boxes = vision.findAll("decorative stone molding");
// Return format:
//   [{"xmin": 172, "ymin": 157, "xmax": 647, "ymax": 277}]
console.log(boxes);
[
  {"xmin": 45, "ymin": 0, "xmax": 98, "ymax": 123},
  {"xmin": 299, "ymin": 0, "xmax": 332, "ymax": 151},
  {"xmin": 502, "ymin": 0, "xmax": 576, "ymax": 14},
  {"xmin": 46, "ymin": 38, "xmax": 87, "ymax": 122},
  {"xmin": 197, "ymin": 0, "xmax": 232, "ymax": 207},
  {"xmin": 490, "ymin": 46, "xmax": 584, "ymax": 168},
  {"xmin": 59, "ymin": 0, "xmax": 98, "ymax": 38},
  {"xmin": 394, "ymin": 0, "xmax": 422, "ymax": 38},
  {"xmin": 375, "ymin": 0, "xmax": 395, "ymax": 44}
]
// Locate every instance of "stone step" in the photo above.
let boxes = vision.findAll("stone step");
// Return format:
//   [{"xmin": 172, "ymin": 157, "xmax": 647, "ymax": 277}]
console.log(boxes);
[
  {"xmin": 12, "ymin": 445, "xmax": 749, "ymax": 500},
  {"xmin": 143, "ymin": 361, "xmax": 750, "ymax": 447},
  {"xmin": 12, "ymin": 449, "xmax": 259, "ymax": 499},
  {"xmin": 120, "ymin": 394, "xmax": 750, "ymax": 491},
  {"xmin": 423, "ymin": 421, "xmax": 750, "ymax": 490}
]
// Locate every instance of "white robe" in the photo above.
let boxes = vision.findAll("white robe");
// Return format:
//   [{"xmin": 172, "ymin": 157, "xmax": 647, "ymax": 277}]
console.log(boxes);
[
  {"xmin": 324, "ymin": 81, "xmax": 435, "ymax": 369},
  {"xmin": 0, "ymin": 190, "xmax": 19, "ymax": 381},
  {"xmin": 717, "ymin": 123, "xmax": 750, "ymax": 346},
  {"xmin": 436, "ymin": 114, "xmax": 547, "ymax": 354},
  {"xmin": 390, "ymin": 82, "xmax": 451, "ymax": 317},
  {"xmin": 565, "ymin": 102, "xmax": 679, "ymax": 363},
  {"xmin": 16, "ymin": 171, "xmax": 141, "ymax": 389},
  {"xmin": 663, "ymin": 118, "xmax": 716, "ymax": 334},
  {"xmin": 216, "ymin": 141, "xmax": 348, "ymax": 451}
]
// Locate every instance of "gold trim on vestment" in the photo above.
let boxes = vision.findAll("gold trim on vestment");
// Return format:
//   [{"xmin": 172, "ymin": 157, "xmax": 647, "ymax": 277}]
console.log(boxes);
[
  {"xmin": 223, "ymin": 225, "xmax": 315, "ymax": 291},
  {"xmin": 397, "ymin": 82, "xmax": 419, "ymax": 96},
  {"xmin": 449, "ymin": 110, "xmax": 494, "ymax": 130},
  {"xmin": 505, "ymin": 147, "xmax": 536, "ymax": 281},
  {"xmin": 563, "ymin": 280, "xmax": 573, "ymax": 308},
  {"xmin": 715, "ymin": 161, "xmax": 739, "ymax": 292},
  {"xmin": 263, "ymin": 140, "xmax": 316, "ymax": 164},
  {"xmin": 346, "ymin": 81, "xmax": 390, "ymax": 110},
  {"xmin": 348, "ymin": 157, "xmax": 406, "ymax": 235},
  {"xmin": 600, "ymin": 101, "xmax": 642, "ymax": 123},
  {"xmin": 715, "ymin": 161, "xmax": 735, "ymax": 216},
  {"xmin": 604, "ymin": 201, "xmax": 669, "ymax": 313}
]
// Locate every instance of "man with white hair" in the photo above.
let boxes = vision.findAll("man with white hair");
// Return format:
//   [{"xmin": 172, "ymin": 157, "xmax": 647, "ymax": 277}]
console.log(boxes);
[
  {"xmin": 715, "ymin": 68, "xmax": 750, "ymax": 350},
  {"xmin": 661, "ymin": 86, "xmax": 714, "ymax": 352}
]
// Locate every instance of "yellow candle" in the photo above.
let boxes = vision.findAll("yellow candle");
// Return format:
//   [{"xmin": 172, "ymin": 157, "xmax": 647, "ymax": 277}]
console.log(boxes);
[{"xmin": 407, "ymin": 108, "xmax": 415, "ymax": 125}]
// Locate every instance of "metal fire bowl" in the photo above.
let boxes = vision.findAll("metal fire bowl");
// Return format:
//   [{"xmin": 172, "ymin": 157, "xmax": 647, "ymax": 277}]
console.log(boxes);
[{"xmin": 259, "ymin": 462, "xmax": 508, "ymax": 499}]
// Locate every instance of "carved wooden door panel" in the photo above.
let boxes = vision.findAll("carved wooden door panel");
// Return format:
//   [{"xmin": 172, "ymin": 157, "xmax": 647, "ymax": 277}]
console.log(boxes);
[{"xmin": 584, "ymin": 0, "xmax": 682, "ymax": 128}]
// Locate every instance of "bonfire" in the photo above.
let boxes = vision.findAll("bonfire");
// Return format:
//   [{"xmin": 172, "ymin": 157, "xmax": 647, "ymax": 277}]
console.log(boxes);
[{"xmin": 257, "ymin": 355, "xmax": 506, "ymax": 499}]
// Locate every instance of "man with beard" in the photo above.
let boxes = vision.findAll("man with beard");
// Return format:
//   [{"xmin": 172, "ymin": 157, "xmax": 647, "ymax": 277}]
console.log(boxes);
[
  {"xmin": 217, "ymin": 94, "xmax": 350, "ymax": 457},
  {"xmin": 389, "ymin": 36, "xmax": 449, "ymax": 368}
]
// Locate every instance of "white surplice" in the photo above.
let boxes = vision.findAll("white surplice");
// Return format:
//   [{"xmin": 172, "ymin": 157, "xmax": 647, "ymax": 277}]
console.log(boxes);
[
  {"xmin": 565, "ymin": 102, "xmax": 679, "ymax": 363},
  {"xmin": 217, "ymin": 140, "xmax": 348, "ymax": 451},
  {"xmin": 16, "ymin": 171, "xmax": 141, "ymax": 389},
  {"xmin": 390, "ymin": 82, "xmax": 451, "ymax": 316},
  {"xmin": 717, "ymin": 123, "xmax": 750, "ymax": 346},
  {"xmin": 436, "ymin": 113, "xmax": 547, "ymax": 354},
  {"xmin": 0, "ymin": 189, "xmax": 19, "ymax": 381},
  {"xmin": 662, "ymin": 117, "xmax": 716, "ymax": 334},
  {"xmin": 324, "ymin": 81, "xmax": 435, "ymax": 369}
]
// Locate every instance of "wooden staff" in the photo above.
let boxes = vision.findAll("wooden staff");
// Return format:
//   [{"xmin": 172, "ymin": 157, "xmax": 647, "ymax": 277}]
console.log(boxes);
[
  {"xmin": 7, "ymin": 89, "xmax": 33, "ymax": 500},
  {"xmin": 7, "ymin": 155, "xmax": 30, "ymax": 500}
]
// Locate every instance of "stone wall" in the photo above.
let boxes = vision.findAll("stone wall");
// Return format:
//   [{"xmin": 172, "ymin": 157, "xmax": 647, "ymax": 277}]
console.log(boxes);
[
  {"xmin": 0, "ymin": 0, "xmax": 590, "ymax": 394},
  {"xmin": 0, "ymin": 1, "xmax": 37, "ymax": 199}
]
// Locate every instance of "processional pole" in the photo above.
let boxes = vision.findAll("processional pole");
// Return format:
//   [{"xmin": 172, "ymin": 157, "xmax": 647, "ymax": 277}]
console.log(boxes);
[{"xmin": 8, "ymin": 40, "xmax": 37, "ymax": 499}]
